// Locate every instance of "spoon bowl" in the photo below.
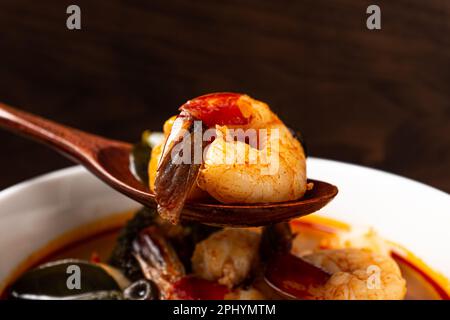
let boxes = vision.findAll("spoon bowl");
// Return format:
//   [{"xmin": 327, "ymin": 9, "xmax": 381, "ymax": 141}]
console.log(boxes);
[
  {"xmin": 0, "ymin": 102, "xmax": 337, "ymax": 227},
  {"xmin": 96, "ymin": 143, "xmax": 338, "ymax": 227}
]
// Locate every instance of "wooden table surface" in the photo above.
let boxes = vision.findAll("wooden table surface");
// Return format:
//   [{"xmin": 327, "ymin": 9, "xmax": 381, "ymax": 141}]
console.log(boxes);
[{"xmin": 0, "ymin": 0, "xmax": 449, "ymax": 192}]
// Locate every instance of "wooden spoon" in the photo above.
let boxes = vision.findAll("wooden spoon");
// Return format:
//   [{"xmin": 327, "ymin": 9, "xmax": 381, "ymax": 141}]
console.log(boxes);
[{"xmin": 0, "ymin": 103, "xmax": 338, "ymax": 227}]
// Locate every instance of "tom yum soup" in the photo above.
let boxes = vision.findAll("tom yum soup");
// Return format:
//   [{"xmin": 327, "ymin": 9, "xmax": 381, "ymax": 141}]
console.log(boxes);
[
  {"xmin": 1, "ymin": 93, "xmax": 448, "ymax": 300},
  {"xmin": 3, "ymin": 209, "xmax": 449, "ymax": 300}
]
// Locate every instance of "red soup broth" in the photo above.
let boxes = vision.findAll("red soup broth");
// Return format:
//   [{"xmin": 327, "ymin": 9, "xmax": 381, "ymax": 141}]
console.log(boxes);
[{"xmin": 2, "ymin": 212, "xmax": 449, "ymax": 300}]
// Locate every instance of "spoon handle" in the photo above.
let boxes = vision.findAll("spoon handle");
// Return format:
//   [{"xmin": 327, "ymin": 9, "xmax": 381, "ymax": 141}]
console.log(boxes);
[{"xmin": 0, "ymin": 102, "xmax": 106, "ymax": 163}]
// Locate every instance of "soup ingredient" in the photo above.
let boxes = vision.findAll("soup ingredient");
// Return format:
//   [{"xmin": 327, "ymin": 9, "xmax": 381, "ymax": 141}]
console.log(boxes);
[
  {"xmin": 129, "ymin": 130, "xmax": 154, "ymax": 185},
  {"xmin": 7, "ymin": 259, "xmax": 154, "ymax": 300},
  {"xmin": 179, "ymin": 92, "xmax": 251, "ymax": 126},
  {"xmin": 301, "ymin": 248, "xmax": 407, "ymax": 300},
  {"xmin": 320, "ymin": 227, "xmax": 392, "ymax": 256},
  {"xmin": 9, "ymin": 259, "xmax": 123, "ymax": 299},
  {"xmin": 264, "ymin": 252, "xmax": 332, "ymax": 299},
  {"xmin": 130, "ymin": 221, "xmax": 230, "ymax": 300},
  {"xmin": 110, "ymin": 207, "xmax": 219, "ymax": 280},
  {"xmin": 111, "ymin": 208, "xmax": 225, "ymax": 300},
  {"xmin": 148, "ymin": 118, "xmax": 208, "ymax": 201},
  {"xmin": 196, "ymin": 96, "xmax": 307, "ymax": 204},
  {"xmin": 154, "ymin": 111, "xmax": 208, "ymax": 223},
  {"xmin": 109, "ymin": 207, "xmax": 158, "ymax": 281},
  {"xmin": 191, "ymin": 228, "xmax": 261, "ymax": 288},
  {"xmin": 261, "ymin": 223, "xmax": 332, "ymax": 299},
  {"xmin": 152, "ymin": 92, "xmax": 307, "ymax": 223},
  {"xmin": 132, "ymin": 226, "xmax": 186, "ymax": 299},
  {"xmin": 122, "ymin": 279, "xmax": 157, "ymax": 300},
  {"xmin": 261, "ymin": 222, "xmax": 406, "ymax": 300},
  {"xmin": 170, "ymin": 276, "xmax": 230, "ymax": 300}
]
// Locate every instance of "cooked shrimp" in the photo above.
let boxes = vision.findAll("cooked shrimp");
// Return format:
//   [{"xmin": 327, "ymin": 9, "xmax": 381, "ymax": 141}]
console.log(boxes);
[
  {"xmin": 300, "ymin": 248, "xmax": 407, "ymax": 300},
  {"xmin": 198, "ymin": 128, "xmax": 306, "ymax": 204},
  {"xmin": 151, "ymin": 92, "xmax": 307, "ymax": 221},
  {"xmin": 191, "ymin": 228, "xmax": 261, "ymax": 288},
  {"xmin": 196, "ymin": 94, "xmax": 307, "ymax": 203},
  {"xmin": 321, "ymin": 227, "xmax": 393, "ymax": 256},
  {"xmin": 292, "ymin": 225, "xmax": 393, "ymax": 257}
]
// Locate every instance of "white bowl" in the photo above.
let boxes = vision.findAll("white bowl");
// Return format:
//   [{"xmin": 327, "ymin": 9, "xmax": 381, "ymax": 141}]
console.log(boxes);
[{"xmin": 0, "ymin": 158, "xmax": 449, "ymax": 293}]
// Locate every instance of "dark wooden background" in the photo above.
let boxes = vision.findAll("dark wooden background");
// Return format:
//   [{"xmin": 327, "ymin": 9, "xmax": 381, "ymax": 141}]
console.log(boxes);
[{"xmin": 0, "ymin": 0, "xmax": 449, "ymax": 192}]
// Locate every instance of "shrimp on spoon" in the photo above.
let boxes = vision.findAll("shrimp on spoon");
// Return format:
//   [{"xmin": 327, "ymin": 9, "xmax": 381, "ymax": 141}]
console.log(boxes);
[
  {"xmin": 0, "ymin": 97, "xmax": 336, "ymax": 227},
  {"xmin": 152, "ymin": 93, "xmax": 310, "ymax": 223}
]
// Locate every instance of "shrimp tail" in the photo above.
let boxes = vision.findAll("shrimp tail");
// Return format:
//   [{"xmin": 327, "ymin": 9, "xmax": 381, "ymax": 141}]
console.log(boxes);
[
  {"xmin": 154, "ymin": 111, "xmax": 207, "ymax": 223},
  {"xmin": 132, "ymin": 226, "xmax": 185, "ymax": 299}
]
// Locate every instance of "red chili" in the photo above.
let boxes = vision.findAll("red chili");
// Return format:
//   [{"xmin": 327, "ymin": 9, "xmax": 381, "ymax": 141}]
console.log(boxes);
[
  {"xmin": 180, "ymin": 92, "xmax": 250, "ymax": 127},
  {"xmin": 171, "ymin": 276, "xmax": 229, "ymax": 300}
]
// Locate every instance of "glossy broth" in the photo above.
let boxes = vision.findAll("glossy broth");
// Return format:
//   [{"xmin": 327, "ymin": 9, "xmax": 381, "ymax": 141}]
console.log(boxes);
[{"xmin": 8, "ymin": 216, "xmax": 450, "ymax": 300}]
